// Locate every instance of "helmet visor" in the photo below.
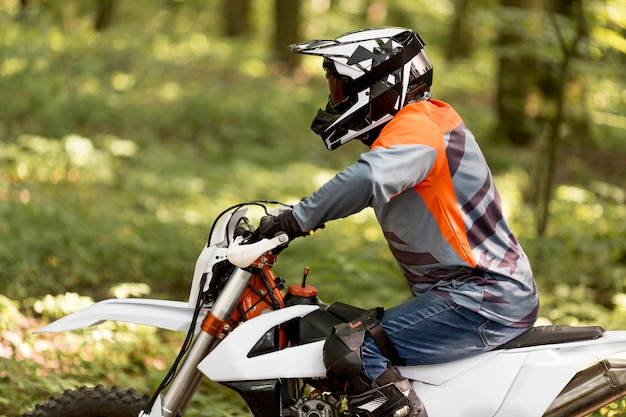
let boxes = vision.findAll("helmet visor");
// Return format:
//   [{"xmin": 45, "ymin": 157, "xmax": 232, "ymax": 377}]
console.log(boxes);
[{"xmin": 327, "ymin": 76, "xmax": 347, "ymax": 106}]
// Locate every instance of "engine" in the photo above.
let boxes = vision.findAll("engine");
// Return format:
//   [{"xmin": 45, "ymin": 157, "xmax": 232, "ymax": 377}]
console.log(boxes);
[{"xmin": 289, "ymin": 396, "xmax": 340, "ymax": 417}]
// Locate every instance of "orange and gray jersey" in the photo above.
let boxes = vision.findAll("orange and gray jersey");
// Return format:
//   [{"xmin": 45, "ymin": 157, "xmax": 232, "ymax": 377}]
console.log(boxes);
[{"xmin": 292, "ymin": 99, "xmax": 539, "ymax": 327}]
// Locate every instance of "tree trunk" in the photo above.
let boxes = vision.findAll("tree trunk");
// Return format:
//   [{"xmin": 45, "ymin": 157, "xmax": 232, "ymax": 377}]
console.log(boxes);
[
  {"xmin": 445, "ymin": 0, "xmax": 473, "ymax": 61},
  {"xmin": 495, "ymin": 0, "xmax": 545, "ymax": 146},
  {"xmin": 94, "ymin": 0, "xmax": 116, "ymax": 32},
  {"xmin": 224, "ymin": 0, "xmax": 251, "ymax": 37},
  {"xmin": 274, "ymin": 0, "xmax": 302, "ymax": 72},
  {"xmin": 534, "ymin": 0, "xmax": 589, "ymax": 237}
]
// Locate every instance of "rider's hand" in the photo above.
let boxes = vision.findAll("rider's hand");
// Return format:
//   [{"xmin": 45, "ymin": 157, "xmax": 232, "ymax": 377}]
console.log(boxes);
[{"xmin": 259, "ymin": 212, "xmax": 314, "ymax": 240}]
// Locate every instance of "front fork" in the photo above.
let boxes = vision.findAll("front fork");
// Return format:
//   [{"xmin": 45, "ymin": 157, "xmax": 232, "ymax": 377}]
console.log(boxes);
[{"xmin": 154, "ymin": 268, "xmax": 254, "ymax": 417}]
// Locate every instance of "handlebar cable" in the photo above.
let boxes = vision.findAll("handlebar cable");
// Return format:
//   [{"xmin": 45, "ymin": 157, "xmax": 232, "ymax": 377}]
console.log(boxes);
[
  {"xmin": 206, "ymin": 200, "xmax": 292, "ymax": 246},
  {"xmin": 257, "ymin": 269, "xmax": 282, "ymax": 310},
  {"xmin": 145, "ymin": 271, "xmax": 208, "ymax": 412},
  {"xmin": 146, "ymin": 200, "xmax": 290, "ymax": 412}
]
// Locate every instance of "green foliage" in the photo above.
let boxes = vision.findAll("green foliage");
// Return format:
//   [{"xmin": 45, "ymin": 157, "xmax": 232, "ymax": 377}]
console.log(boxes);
[
  {"xmin": 525, "ymin": 183, "xmax": 626, "ymax": 326},
  {"xmin": 1, "ymin": 291, "xmax": 181, "ymax": 416}
]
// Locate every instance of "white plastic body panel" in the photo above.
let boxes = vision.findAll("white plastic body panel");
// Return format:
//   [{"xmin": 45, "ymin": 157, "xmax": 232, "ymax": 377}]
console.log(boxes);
[
  {"xmin": 35, "ymin": 298, "xmax": 198, "ymax": 333},
  {"xmin": 187, "ymin": 209, "xmax": 248, "ymax": 308},
  {"xmin": 403, "ymin": 331, "xmax": 626, "ymax": 417},
  {"xmin": 198, "ymin": 305, "xmax": 326, "ymax": 380}
]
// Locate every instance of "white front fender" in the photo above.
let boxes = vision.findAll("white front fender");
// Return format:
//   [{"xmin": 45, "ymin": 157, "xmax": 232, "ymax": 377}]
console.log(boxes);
[{"xmin": 35, "ymin": 298, "xmax": 199, "ymax": 333}]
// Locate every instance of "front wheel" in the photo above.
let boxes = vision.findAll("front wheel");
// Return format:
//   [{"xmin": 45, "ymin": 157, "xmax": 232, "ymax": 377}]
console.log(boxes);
[{"xmin": 24, "ymin": 385, "xmax": 150, "ymax": 417}]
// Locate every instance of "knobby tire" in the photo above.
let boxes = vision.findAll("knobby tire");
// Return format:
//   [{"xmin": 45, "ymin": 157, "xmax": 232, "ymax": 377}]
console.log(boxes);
[{"xmin": 24, "ymin": 385, "xmax": 150, "ymax": 417}]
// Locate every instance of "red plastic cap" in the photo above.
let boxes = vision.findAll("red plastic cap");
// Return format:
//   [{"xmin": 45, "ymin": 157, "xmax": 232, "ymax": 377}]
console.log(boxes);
[{"xmin": 288, "ymin": 284, "xmax": 318, "ymax": 297}]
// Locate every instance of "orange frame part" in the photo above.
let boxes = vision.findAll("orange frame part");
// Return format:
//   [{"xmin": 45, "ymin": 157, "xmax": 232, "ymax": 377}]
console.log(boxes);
[
  {"xmin": 230, "ymin": 255, "xmax": 286, "ymax": 322},
  {"xmin": 202, "ymin": 254, "xmax": 287, "ymax": 348}
]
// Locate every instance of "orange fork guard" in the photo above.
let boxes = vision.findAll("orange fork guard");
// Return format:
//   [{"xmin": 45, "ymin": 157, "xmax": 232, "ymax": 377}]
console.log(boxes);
[{"xmin": 201, "ymin": 313, "xmax": 231, "ymax": 339}]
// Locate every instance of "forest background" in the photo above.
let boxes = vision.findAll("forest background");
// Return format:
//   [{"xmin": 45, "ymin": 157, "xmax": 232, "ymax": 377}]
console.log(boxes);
[{"xmin": 1, "ymin": 0, "xmax": 625, "ymax": 416}]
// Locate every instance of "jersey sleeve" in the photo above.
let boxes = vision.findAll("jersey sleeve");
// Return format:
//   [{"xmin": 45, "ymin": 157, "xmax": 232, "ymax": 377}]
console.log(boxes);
[{"xmin": 292, "ymin": 144, "xmax": 437, "ymax": 231}]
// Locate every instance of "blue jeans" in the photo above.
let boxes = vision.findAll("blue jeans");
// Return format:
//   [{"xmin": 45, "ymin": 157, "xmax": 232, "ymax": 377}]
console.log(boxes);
[{"xmin": 361, "ymin": 290, "xmax": 531, "ymax": 381}]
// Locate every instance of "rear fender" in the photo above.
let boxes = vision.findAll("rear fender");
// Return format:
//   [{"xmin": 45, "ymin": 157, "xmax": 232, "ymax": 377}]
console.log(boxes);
[{"xmin": 35, "ymin": 298, "xmax": 199, "ymax": 333}]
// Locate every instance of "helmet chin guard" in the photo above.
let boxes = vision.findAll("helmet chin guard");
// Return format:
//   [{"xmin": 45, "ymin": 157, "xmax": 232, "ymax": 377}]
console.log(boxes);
[{"xmin": 290, "ymin": 27, "xmax": 433, "ymax": 150}]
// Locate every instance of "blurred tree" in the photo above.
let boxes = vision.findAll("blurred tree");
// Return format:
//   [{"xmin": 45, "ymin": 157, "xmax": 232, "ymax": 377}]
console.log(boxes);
[
  {"xmin": 225, "ymin": 0, "xmax": 251, "ymax": 37},
  {"xmin": 274, "ymin": 0, "xmax": 302, "ymax": 71},
  {"xmin": 19, "ymin": 0, "xmax": 30, "ymax": 17},
  {"xmin": 445, "ymin": 0, "xmax": 474, "ymax": 61},
  {"xmin": 530, "ymin": 1, "xmax": 592, "ymax": 159},
  {"xmin": 533, "ymin": 0, "xmax": 589, "ymax": 238},
  {"xmin": 94, "ymin": 0, "xmax": 116, "ymax": 32},
  {"xmin": 495, "ymin": 0, "xmax": 546, "ymax": 146}
]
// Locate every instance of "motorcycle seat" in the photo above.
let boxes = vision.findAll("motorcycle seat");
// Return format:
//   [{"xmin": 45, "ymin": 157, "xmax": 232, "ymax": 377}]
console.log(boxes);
[
  {"xmin": 326, "ymin": 302, "xmax": 367, "ymax": 322},
  {"xmin": 326, "ymin": 303, "xmax": 607, "ymax": 350},
  {"xmin": 496, "ymin": 325, "xmax": 605, "ymax": 349}
]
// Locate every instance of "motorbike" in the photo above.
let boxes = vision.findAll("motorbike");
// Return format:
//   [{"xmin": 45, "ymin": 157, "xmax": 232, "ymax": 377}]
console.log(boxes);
[{"xmin": 25, "ymin": 201, "xmax": 626, "ymax": 417}]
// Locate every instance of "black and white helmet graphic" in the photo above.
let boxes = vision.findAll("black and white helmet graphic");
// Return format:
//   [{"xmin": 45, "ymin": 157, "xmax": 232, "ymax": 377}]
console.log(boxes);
[{"xmin": 290, "ymin": 27, "xmax": 433, "ymax": 150}]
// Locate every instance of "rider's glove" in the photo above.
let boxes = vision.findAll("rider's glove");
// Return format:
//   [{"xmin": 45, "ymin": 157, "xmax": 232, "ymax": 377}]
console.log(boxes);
[{"xmin": 259, "ymin": 211, "xmax": 314, "ymax": 240}]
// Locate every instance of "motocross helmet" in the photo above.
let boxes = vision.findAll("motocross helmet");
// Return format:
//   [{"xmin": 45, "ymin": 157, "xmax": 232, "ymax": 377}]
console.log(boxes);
[{"xmin": 290, "ymin": 27, "xmax": 433, "ymax": 150}]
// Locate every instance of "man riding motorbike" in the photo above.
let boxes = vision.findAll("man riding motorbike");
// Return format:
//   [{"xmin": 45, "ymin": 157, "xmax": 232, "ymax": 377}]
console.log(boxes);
[{"xmin": 260, "ymin": 27, "xmax": 539, "ymax": 417}]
